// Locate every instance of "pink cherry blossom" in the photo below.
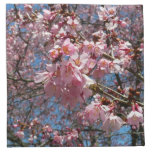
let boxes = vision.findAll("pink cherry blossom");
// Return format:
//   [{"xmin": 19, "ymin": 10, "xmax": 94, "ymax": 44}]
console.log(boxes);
[
  {"xmin": 93, "ymin": 94, "xmax": 101, "ymax": 102},
  {"xmin": 84, "ymin": 101, "xmax": 110, "ymax": 123},
  {"xmin": 87, "ymin": 58, "xmax": 96, "ymax": 69},
  {"xmin": 92, "ymin": 68, "xmax": 106, "ymax": 79},
  {"xmin": 24, "ymin": 4, "xmax": 32, "ymax": 12},
  {"xmin": 83, "ymin": 40, "xmax": 94, "ymax": 53},
  {"xmin": 100, "ymin": 105, "xmax": 110, "ymax": 121},
  {"xmin": 70, "ymin": 52, "xmax": 89, "ymax": 70},
  {"xmin": 105, "ymin": 22, "xmax": 118, "ymax": 31},
  {"xmin": 53, "ymin": 131, "xmax": 64, "ymax": 145},
  {"xmin": 43, "ymin": 9, "xmax": 51, "ymax": 20},
  {"xmin": 109, "ymin": 59, "xmax": 124, "ymax": 74},
  {"xmin": 42, "ymin": 124, "xmax": 52, "ymax": 133},
  {"xmin": 57, "ymin": 28, "xmax": 66, "ymax": 38},
  {"xmin": 127, "ymin": 110, "xmax": 143, "ymax": 128},
  {"xmin": 98, "ymin": 59, "xmax": 110, "ymax": 71},
  {"xmin": 49, "ymin": 45, "xmax": 61, "ymax": 59},
  {"xmin": 64, "ymin": 129, "xmax": 78, "ymax": 143},
  {"xmin": 102, "ymin": 113, "xmax": 125, "ymax": 134},
  {"xmin": 43, "ymin": 9, "xmax": 56, "ymax": 21},
  {"xmin": 16, "ymin": 130, "xmax": 24, "ymax": 139},
  {"xmin": 98, "ymin": 6, "xmax": 116, "ymax": 21},
  {"xmin": 120, "ymin": 21, "xmax": 127, "ymax": 28},
  {"xmin": 67, "ymin": 17, "xmax": 81, "ymax": 30},
  {"xmin": 51, "ymin": 24, "xmax": 59, "ymax": 34},
  {"xmin": 61, "ymin": 38, "xmax": 77, "ymax": 55},
  {"xmin": 85, "ymin": 101, "xmax": 101, "ymax": 123},
  {"xmin": 44, "ymin": 81, "xmax": 61, "ymax": 98}
]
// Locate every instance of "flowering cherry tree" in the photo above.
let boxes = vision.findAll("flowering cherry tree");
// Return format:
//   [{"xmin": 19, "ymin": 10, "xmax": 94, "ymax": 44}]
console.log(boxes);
[{"xmin": 7, "ymin": 4, "xmax": 144, "ymax": 147}]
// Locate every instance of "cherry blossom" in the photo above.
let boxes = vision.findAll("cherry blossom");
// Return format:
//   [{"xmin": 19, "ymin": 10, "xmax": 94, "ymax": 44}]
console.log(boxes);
[
  {"xmin": 16, "ymin": 130, "xmax": 24, "ymax": 139},
  {"xmin": 127, "ymin": 110, "xmax": 144, "ymax": 128},
  {"xmin": 62, "ymin": 38, "xmax": 77, "ymax": 55},
  {"xmin": 53, "ymin": 131, "xmax": 64, "ymax": 145},
  {"xmin": 102, "ymin": 113, "xmax": 125, "ymax": 134}
]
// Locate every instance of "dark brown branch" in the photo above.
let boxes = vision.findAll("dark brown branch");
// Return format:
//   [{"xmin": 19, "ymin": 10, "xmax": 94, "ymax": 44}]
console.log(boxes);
[{"xmin": 115, "ymin": 73, "xmax": 123, "ymax": 89}]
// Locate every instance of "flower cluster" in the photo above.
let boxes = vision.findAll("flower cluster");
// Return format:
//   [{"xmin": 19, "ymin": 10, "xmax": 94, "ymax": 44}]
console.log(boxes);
[{"xmin": 7, "ymin": 4, "xmax": 144, "ymax": 146}]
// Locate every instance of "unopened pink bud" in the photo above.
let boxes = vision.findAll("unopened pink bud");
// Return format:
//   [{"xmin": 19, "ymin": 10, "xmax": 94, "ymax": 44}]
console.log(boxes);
[{"xmin": 121, "ymin": 21, "xmax": 127, "ymax": 27}]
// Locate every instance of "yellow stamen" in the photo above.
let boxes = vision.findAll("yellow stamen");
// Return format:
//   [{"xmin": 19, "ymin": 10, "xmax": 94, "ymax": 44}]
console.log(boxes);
[
  {"xmin": 75, "ymin": 59, "xmax": 81, "ymax": 66},
  {"xmin": 88, "ymin": 44, "xmax": 93, "ymax": 49},
  {"xmin": 63, "ymin": 46, "xmax": 69, "ymax": 54}
]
